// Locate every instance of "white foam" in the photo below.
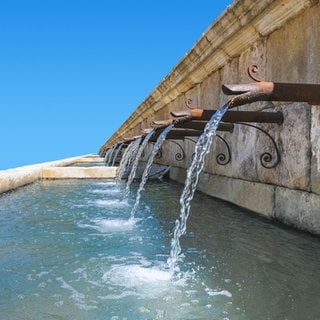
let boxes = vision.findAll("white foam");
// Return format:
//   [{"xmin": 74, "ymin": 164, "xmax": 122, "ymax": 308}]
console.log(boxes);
[
  {"xmin": 37, "ymin": 271, "xmax": 50, "ymax": 278},
  {"xmin": 89, "ymin": 189, "xmax": 121, "ymax": 195},
  {"xmin": 91, "ymin": 199, "xmax": 129, "ymax": 208},
  {"xmin": 93, "ymin": 182, "xmax": 117, "ymax": 187},
  {"xmin": 78, "ymin": 218, "xmax": 136, "ymax": 232},
  {"xmin": 206, "ymin": 289, "xmax": 232, "ymax": 298},
  {"xmin": 72, "ymin": 204, "xmax": 88, "ymax": 208},
  {"xmin": 97, "ymin": 291, "xmax": 139, "ymax": 300},
  {"xmin": 102, "ymin": 264, "xmax": 172, "ymax": 288}
]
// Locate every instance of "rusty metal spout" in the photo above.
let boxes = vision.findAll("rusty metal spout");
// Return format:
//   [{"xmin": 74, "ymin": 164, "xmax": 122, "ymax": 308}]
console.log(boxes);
[
  {"xmin": 171, "ymin": 109, "xmax": 206, "ymax": 119},
  {"xmin": 141, "ymin": 128, "xmax": 154, "ymax": 135},
  {"xmin": 152, "ymin": 117, "xmax": 234, "ymax": 132},
  {"xmin": 171, "ymin": 108, "xmax": 283, "ymax": 124},
  {"xmin": 222, "ymin": 81, "xmax": 320, "ymax": 108},
  {"xmin": 175, "ymin": 121, "xmax": 234, "ymax": 132},
  {"xmin": 149, "ymin": 122, "xmax": 233, "ymax": 142},
  {"xmin": 152, "ymin": 113, "xmax": 194, "ymax": 128},
  {"xmin": 149, "ymin": 128, "xmax": 202, "ymax": 142},
  {"xmin": 152, "ymin": 119, "xmax": 174, "ymax": 128},
  {"xmin": 164, "ymin": 129, "xmax": 203, "ymax": 140}
]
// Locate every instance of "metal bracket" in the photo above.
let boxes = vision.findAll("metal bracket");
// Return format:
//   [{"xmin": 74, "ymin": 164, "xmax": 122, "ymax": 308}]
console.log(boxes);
[
  {"xmin": 236, "ymin": 122, "xmax": 281, "ymax": 169},
  {"xmin": 166, "ymin": 140, "xmax": 185, "ymax": 161},
  {"xmin": 185, "ymin": 135, "xmax": 231, "ymax": 166}
]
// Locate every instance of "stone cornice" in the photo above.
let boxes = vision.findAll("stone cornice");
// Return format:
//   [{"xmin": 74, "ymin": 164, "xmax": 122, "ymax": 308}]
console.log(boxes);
[{"xmin": 102, "ymin": 0, "xmax": 314, "ymax": 149}]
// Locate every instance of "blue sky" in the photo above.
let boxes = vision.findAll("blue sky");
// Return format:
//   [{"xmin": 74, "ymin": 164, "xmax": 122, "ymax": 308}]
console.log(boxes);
[{"xmin": 0, "ymin": 0, "xmax": 232, "ymax": 170}]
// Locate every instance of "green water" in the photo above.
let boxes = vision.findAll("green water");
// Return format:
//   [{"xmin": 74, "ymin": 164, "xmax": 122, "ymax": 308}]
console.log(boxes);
[{"xmin": 0, "ymin": 179, "xmax": 320, "ymax": 319}]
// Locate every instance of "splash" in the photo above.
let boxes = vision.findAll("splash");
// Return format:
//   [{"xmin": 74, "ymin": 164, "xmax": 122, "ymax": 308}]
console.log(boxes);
[
  {"xmin": 167, "ymin": 102, "xmax": 230, "ymax": 274},
  {"xmin": 91, "ymin": 199, "xmax": 129, "ymax": 208},
  {"xmin": 78, "ymin": 217, "xmax": 137, "ymax": 232},
  {"xmin": 111, "ymin": 143, "xmax": 123, "ymax": 166},
  {"xmin": 103, "ymin": 264, "xmax": 172, "ymax": 287}
]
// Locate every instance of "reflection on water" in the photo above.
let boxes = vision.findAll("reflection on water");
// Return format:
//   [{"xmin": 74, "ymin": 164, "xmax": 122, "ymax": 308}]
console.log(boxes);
[{"xmin": 0, "ymin": 179, "xmax": 320, "ymax": 319}]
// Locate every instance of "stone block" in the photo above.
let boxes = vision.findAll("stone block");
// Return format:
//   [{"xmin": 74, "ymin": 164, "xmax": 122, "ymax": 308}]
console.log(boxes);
[
  {"xmin": 170, "ymin": 167, "xmax": 275, "ymax": 218},
  {"xmin": 257, "ymin": 103, "xmax": 311, "ymax": 190},
  {"xmin": 0, "ymin": 155, "xmax": 91, "ymax": 194},
  {"xmin": 266, "ymin": 3, "xmax": 320, "ymax": 82},
  {"xmin": 42, "ymin": 167, "xmax": 117, "ymax": 179},
  {"xmin": 197, "ymin": 172, "xmax": 275, "ymax": 218},
  {"xmin": 169, "ymin": 166, "xmax": 187, "ymax": 185},
  {"xmin": 200, "ymin": 71, "xmax": 220, "ymax": 109},
  {"xmin": 275, "ymin": 187, "xmax": 320, "ymax": 235},
  {"xmin": 0, "ymin": 169, "xmax": 41, "ymax": 194}
]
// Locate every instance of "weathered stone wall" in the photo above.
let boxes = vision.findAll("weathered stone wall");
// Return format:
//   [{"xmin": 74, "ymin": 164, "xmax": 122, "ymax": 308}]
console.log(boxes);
[{"xmin": 103, "ymin": 0, "xmax": 320, "ymax": 234}]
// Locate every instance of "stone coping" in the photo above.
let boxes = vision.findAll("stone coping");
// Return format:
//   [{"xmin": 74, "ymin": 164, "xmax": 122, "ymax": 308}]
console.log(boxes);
[
  {"xmin": 0, "ymin": 155, "xmax": 116, "ymax": 194},
  {"xmin": 42, "ymin": 167, "xmax": 117, "ymax": 179}
]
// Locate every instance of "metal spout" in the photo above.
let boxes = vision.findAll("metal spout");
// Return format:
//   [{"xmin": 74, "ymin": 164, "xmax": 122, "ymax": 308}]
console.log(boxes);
[
  {"xmin": 152, "ymin": 119, "xmax": 174, "ymax": 127},
  {"xmin": 141, "ymin": 128, "xmax": 154, "ymax": 135},
  {"xmin": 152, "ymin": 119, "xmax": 234, "ymax": 132},
  {"xmin": 149, "ymin": 122, "xmax": 233, "ymax": 142},
  {"xmin": 222, "ymin": 81, "xmax": 320, "ymax": 108},
  {"xmin": 171, "ymin": 109, "xmax": 283, "ymax": 124},
  {"xmin": 175, "ymin": 121, "xmax": 234, "ymax": 132},
  {"xmin": 150, "ymin": 129, "xmax": 203, "ymax": 141}
]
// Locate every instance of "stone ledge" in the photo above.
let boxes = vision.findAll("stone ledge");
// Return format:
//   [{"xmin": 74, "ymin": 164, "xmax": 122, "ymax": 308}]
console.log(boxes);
[
  {"xmin": 42, "ymin": 167, "xmax": 117, "ymax": 179},
  {"xmin": 75, "ymin": 155, "xmax": 104, "ymax": 163},
  {"xmin": 0, "ymin": 155, "xmax": 109, "ymax": 194},
  {"xmin": 0, "ymin": 168, "xmax": 42, "ymax": 195}
]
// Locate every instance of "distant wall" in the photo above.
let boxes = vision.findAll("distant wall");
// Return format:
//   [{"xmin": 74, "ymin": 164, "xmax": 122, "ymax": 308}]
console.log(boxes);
[{"xmin": 102, "ymin": 0, "xmax": 320, "ymax": 235}]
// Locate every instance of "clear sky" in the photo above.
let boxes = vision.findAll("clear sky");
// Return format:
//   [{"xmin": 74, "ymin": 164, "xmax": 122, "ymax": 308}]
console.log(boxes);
[{"xmin": 0, "ymin": 0, "xmax": 233, "ymax": 170}]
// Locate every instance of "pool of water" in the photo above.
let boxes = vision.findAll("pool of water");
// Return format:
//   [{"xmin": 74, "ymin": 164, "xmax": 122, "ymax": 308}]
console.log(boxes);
[{"xmin": 0, "ymin": 179, "xmax": 320, "ymax": 319}]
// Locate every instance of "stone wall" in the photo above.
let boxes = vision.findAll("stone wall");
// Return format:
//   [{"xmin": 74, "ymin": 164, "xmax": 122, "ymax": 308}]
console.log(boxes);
[{"xmin": 102, "ymin": 0, "xmax": 320, "ymax": 234}]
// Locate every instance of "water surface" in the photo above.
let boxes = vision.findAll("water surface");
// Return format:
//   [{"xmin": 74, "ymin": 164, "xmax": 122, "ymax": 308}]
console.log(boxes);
[{"xmin": 0, "ymin": 179, "xmax": 319, "ymax": 319}]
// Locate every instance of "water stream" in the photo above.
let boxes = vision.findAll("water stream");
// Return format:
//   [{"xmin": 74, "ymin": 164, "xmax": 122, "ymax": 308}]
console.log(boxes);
[
  {"xmin": 108, "ymin": 145, "xmax": 117, "ymax": 166},
  {"xmin": 168, "ymin": 102, "xmax": 230, "ymax": 273},
  {"xmin": 104, "ymin": 145, "xmax": 114, "ymax": 166},
  {"xmin": 130, "ymin": 125, "xmax": 173, "ymax": 219},
  {"xmin": 125, "ymin": 129, "xmax": 155, "ymax": 199},
  {"xmin": 115, "ymin": 137, "xmax": 141, "ymax": 183},
  {"xmin": 111, "ymin": 143, "xmax": 123, "ymax": 167}
]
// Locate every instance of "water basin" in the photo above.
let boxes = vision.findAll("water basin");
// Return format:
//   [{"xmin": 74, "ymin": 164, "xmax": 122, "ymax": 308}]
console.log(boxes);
[{"xmin": 0, "ymin": 179, "xmax": 319, "ymax": 319}]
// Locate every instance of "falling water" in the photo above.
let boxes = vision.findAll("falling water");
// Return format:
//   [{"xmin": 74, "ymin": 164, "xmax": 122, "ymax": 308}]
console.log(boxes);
[
  {"xmin": 167, "ymin": 102, "xmax": 230, "ymax": 273},
  {"xmin": 111, "ymin": 143, "xmax": 123, "ymax": 166},
  {"xmin": 103, "ymin": 149, "xmax": 109, "ymax": 164},
  {"xmin": 104, "ymin": 146, "xmax": 114, "ymax": 166},
  {"xmin": 116, "ymin": 138, "xmax": 141, "ymax": 183},
  {"xmin": 124, "ymin": 130, "xmax": 155, "ymax": 198},
  {"xmin": 130, "ymin": 125, "xmax": 173, "ymax": 219}
]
